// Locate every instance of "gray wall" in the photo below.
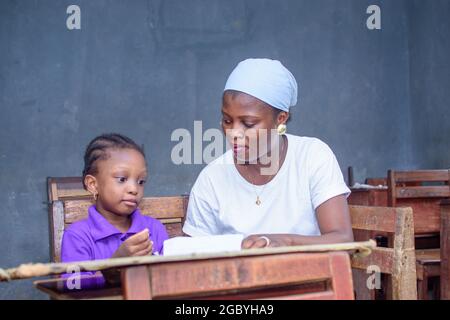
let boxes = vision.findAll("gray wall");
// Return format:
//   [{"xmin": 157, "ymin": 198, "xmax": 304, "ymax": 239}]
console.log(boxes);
[
  {"xmin": 408, "ymin": 0, "xmax": 450, "ymax": 169},
  {"xmin": 0, "ymin": 0, "xmax": 448, "ymax": 299}
]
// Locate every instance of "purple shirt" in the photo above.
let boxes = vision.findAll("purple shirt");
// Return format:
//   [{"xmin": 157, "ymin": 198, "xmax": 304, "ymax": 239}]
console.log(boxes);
[{"xmin": 61, "ymin": 205, "xmax": 169, "ymax": 263}]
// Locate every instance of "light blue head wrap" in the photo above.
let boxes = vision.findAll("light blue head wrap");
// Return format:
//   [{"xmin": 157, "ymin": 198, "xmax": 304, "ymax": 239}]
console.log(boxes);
[{"xmin": 224, "ymin": 58, "xmax": 298, "ymax": 112}]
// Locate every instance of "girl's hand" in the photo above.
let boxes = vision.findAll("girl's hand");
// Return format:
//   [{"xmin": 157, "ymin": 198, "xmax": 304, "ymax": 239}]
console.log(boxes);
[
  {"xmin": 241, "ymin": 234, "xmax": 290, "ymax": 249},
  {"xmin": 112, "ymin": 228, "xmax": 153, "ymax": 258}
]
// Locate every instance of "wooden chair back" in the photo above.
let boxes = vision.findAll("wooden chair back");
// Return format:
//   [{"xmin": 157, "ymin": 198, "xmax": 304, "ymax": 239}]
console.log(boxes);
[
  {"xmin": 350, "ymin": 205, "xmax": 417, "ymax": 300},
  {"xmin": 387, "ymin": 169, "xmax": 450, "ymax": 234},
  {"xmin": 47, "ymin": 177, "xmax": 92, "ymax": 202}
]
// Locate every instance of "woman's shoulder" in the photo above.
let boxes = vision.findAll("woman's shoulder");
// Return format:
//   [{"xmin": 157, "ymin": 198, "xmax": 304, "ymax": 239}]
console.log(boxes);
[{"xmin": 287, "ymin": 134, "xmax": 333, "ymax": 155}]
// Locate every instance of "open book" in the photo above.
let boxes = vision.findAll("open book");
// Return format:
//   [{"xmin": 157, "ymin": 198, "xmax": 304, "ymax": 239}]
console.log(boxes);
[{"xmin": 163, "ymin": 234, "xmax": 244, "ymax": 256}]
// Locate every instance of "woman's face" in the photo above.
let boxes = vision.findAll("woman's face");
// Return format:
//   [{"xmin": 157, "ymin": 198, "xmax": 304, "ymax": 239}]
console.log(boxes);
[{"xmin": 221, "ymin": 91, "xmax": 287, "ymax": 163}]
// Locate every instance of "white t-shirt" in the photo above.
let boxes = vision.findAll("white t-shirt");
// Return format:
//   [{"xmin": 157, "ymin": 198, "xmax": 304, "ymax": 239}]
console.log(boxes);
[{"xmin": 182, "ymin": 134, "xmax": 350, "ymax": 237}]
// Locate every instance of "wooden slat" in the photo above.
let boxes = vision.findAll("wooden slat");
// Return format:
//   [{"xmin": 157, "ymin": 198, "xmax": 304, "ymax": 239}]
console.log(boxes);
[
  {"xmin": 393, "ymin": 170, "xmax": 449, "ymax": 183},
  {"xmin": 139, "ymin": 197, "xmax": 186, "ymax": 219},
  {"xmin": 58, "ymin": 189, "xmax": 91, "ymax": 199},
  {"xmin": 441, "ymin": 200, "xmax": 450, "ymax": 300},
  {"xmin": 396, "ymin": 199, "xmax": 441, "ymax": 234},
  {"xmin": 329, "ymin": 251, "xmax": 354, "ymax": 299},
  {"xmin": 391, "ymin": 205, "xmax": 417, "ymax": 300},
  {"xmin": 350, "ymin": 205, "xmax": 402, "ymax": 233},
  {"xmin": 351, "ymin": 247, "xmax": 394, "ymax": 274},
  {"xmin": 63, "ymin": 196, "xmax": 188, "ymax": 224},
  {"xmin": 395, "ymin": 186, "xmax": 450, "ymax": 199},
  {"xmin": 50, "ymin": 201, "xmax": 65, "ymax": 263}
]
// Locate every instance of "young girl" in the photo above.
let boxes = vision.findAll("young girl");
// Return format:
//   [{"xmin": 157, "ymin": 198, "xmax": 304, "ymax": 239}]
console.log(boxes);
[{"xmin": 61, "ymin": 133, "xmax": 168, "ymax": 283}]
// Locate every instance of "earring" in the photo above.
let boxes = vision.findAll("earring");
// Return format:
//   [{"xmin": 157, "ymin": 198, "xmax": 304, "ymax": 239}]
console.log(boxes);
[
  {"xmin": 277, "ymin": 124, "xmax": 287, "ymax": 135},
  {"xmin": 93, "ymin": 192, "xmax": 98, "ymax": 201}
]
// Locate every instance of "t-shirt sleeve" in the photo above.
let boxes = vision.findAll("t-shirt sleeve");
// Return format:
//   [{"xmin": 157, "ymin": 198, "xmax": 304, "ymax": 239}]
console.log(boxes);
[
  {"xmin": 182, "ymin": 173, "xmax": 221, "ymax": 236},
  {"xmin": 308, "ymin": 139, "xmax": 351, "ymax": 210}
]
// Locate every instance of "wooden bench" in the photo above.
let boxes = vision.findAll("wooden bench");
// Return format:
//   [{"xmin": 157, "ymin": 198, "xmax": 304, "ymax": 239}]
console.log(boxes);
[
  {"xmin": 350, "ymin": 205, "xmax": 417, "ymax": 300},
  {"xmin": 387, "ymin": 169, "xmax": 450, "ymax": 299}
]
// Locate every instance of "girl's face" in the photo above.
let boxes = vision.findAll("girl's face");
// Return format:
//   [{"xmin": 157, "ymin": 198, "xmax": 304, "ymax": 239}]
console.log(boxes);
[
  {"xmin": 87, "ymin": 148, "xmax": 148, "ymax": 217},
  {"xmin": 221, "ymin": 91, "xmax": 288, "ymax": 163}
]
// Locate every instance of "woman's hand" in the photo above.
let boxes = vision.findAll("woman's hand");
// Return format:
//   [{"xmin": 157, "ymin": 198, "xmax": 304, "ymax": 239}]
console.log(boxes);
[
  {"xmin": 111, "ymin": 228, "xmax": 154, "ymax": 258},
  {"xmin": 241, "ymin": 234, "xmax": 290, "ymax": 249}
]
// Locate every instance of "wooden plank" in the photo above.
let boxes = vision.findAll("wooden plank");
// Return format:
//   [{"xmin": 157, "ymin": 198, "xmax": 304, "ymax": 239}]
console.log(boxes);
[
  {"xmin": 122, "ymin": 266, "xmax": 152, "ymax": 300},
  {"xmin": 121, "ymin": 252, "xmax": 353, "ymax": 300},
  {"xmin": 350, "ymin": 205, "xmax": 400, "ymax": 233},
  {"xmin": 64, "ymin": 196, "xmax": 187, "ymax": 224},
  {"xmin": 395, "ymin": 186, "xmax": 450, "ymax": 199},
  {"xmin": 391, "ymin": 206, "xmax": 417, "ymax": 300},
  {"xmin": 352, "ymin": 268, "xmax": 376, "ymax": 300},
  {"xmin": 58, "ymin": 189, "xmax": 91, "ymax": 199},
  {"xmin": 441, "ymin": 200, "xmax": 450, "ymax": 300},
  {"xmin": 348, "ymin": 189, "xmax": 387, "ymax": 207},
  {"xmin": 396, "ymin": 199, "xmax": 441, "ymax": 234},
  {"xmin": 50, "ymin": 201, "xmax": 65, "ymax": 263},
  {"xmin": 393, "ymin": 170, "xmax": 449, "ymax": 183},
  {"xmin": 148, "ymin": 253, "xmax": 334, "ymax": 299},
  {"xmin": 329, "ymin": 252, "xmax": 354, "ymax": 300},
  {"xmin": 351, "ymin": 247, "xmax": 394, "ymax": 274}
]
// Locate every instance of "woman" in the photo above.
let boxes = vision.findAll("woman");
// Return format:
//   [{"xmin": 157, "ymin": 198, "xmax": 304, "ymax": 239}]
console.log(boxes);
[{"xmin": 182, "ymin": 58, "xmax": 353, "ymax": 248}]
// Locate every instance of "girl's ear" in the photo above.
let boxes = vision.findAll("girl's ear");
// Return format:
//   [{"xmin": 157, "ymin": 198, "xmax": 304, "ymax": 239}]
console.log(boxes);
[
  {"xmin": 84, "ymin": 175, "xmax": 98, "ymax": 197},
  {"xmin": 277, "ymin": 111, "xmax": 290, "ymax": 125}
]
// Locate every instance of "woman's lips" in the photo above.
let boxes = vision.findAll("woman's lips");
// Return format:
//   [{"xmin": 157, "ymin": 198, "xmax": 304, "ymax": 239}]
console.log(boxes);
[{"xmin": 233, "ymin": 144, "xmax": 248, "ymax": 153}]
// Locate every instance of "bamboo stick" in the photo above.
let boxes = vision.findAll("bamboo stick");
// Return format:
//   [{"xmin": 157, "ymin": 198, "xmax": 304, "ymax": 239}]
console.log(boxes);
[{"xmin": 0, "ymin": 240, "xmax": 376, "ymax": 282}]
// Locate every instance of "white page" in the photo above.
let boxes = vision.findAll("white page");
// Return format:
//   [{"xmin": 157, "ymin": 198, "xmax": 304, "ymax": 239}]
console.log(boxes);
[{"xmin": 163, "ymin": 234, "xmax": 244, "ymax": 256}]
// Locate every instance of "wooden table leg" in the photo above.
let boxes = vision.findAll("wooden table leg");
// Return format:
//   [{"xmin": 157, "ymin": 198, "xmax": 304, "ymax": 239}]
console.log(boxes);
[{"xmin": 121, "ymin": 266, "xmax": 152, "ymax": 300}]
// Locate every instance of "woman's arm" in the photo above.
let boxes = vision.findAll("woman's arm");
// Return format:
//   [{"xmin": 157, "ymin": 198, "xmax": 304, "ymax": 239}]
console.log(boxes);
[{"xmin": 242, "ymin": 195, "xmax": 354, "ymax": 248}]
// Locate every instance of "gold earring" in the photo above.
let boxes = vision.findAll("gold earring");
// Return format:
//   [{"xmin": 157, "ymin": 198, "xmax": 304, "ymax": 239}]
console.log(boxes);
[{"xmin": 277, "ymin": 124, "xmax": 287, "ymax": 135}]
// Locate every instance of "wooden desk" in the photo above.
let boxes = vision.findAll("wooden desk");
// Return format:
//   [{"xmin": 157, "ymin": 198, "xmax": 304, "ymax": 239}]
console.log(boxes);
[{"xmin": 34, "ymin": 250, "xmax": 355, "ymax": 300}]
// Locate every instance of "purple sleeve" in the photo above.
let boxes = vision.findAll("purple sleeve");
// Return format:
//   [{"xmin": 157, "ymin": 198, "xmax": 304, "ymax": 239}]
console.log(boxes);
[
  {"xmin": 61, "ymin": 229, "xmax": 94, "ymax": 263},
  {"xmin": 61, "ymin": 229, "xmax": 100, "ymax": 281}
]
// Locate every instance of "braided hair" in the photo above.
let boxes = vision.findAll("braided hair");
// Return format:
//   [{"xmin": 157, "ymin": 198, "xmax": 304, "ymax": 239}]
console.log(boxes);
[{"xmin": 82, "ymin": 133, "xmax": 145, "ymax": 189}]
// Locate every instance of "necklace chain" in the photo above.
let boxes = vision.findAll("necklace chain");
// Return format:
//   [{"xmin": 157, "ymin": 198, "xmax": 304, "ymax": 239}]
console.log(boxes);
[{"xmin": 253, "ymin": 136, "xmax": 286, "ymax": 206}]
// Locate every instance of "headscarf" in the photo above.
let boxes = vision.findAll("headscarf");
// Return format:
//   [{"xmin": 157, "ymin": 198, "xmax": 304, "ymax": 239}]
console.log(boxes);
[{"xmin": 224, "ymin": 58, "xmax": 298, "ymax": 112}]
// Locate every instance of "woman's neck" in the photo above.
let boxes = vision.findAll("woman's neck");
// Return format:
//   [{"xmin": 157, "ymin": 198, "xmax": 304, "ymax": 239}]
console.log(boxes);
[{"xmin": 235, "ymin": 135, "xmax": 288, "ymax": 185}]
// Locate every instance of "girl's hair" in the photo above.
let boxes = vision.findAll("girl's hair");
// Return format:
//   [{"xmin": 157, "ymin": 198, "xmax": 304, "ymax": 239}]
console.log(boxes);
[{"xmin": 82, "ymin": 133, "xmax": 145, "ymax": 189}]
